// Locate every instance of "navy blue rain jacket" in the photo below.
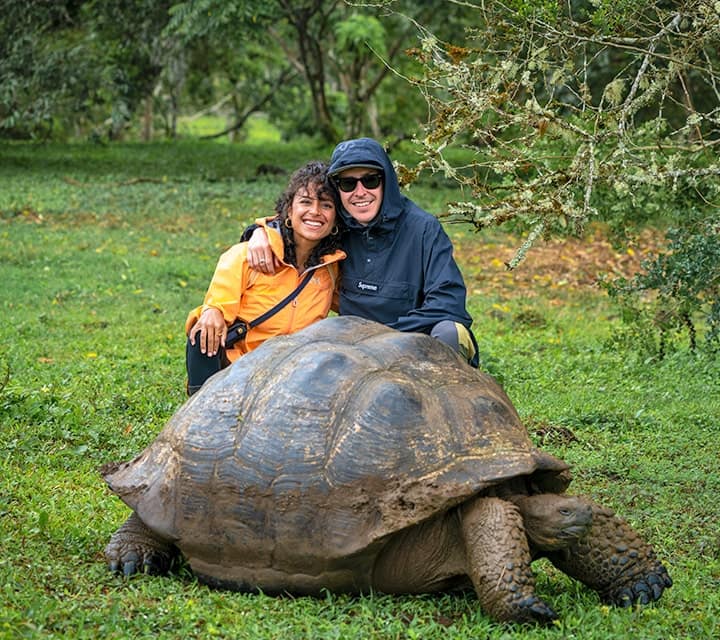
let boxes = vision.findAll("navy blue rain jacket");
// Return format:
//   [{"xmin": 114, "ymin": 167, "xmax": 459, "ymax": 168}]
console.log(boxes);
[{"xmin": 328, "ymin": 138, "xmax": 473, "ymax": 336}]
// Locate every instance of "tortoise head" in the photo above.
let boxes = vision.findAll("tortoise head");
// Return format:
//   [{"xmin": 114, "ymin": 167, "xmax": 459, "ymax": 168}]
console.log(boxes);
[{"xmin": 512, "ymin": 494, "xmax": 593, "ymax": 551}]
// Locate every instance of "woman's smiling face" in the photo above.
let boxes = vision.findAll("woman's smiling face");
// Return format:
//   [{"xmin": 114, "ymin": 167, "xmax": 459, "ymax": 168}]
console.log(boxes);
[{"xmin": 287, "ymin": 184, "xmax": 337, "ymax": 244}]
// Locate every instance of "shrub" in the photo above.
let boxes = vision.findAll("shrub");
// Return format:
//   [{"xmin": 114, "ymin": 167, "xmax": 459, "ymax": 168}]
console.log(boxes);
[{"xmin": 605, "ymin": 219, "xmax": 720, "ymax": 357}]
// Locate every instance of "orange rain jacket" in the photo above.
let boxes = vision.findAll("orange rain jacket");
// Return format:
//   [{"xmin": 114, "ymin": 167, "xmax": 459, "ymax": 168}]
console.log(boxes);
[{"xmin": 185, "ymin": 219, "xmax": 345, "ymax": 363}]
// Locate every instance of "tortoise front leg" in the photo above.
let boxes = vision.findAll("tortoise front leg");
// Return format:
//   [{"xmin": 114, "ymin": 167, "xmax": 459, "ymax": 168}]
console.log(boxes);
[
  {"xmin": 105, "ymin": 512, "xmax": 179, "ymax": 577},
  {"xmin": 543, "ymin": 501, "xmax": 672, "ymax": 606},
  {"xmin": 460, "ymin": 496, "xmax": 557, "ymax": 624}
]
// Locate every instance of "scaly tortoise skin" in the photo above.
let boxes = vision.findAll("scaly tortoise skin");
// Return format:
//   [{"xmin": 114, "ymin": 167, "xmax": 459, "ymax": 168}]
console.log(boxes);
[{"xmin": 103, "ymin": 316, "xmax": 671, "ymax": 624}]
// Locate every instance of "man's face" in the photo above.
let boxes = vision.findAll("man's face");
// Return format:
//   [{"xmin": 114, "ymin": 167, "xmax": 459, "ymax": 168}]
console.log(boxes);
[{"xmin": 335, "ymin": 169, "xmax": 383, "ymax": 225}]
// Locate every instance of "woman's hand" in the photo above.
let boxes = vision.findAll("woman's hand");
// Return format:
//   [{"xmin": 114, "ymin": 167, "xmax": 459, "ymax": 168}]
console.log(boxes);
[
  {"xmin": 246, "ymin": 227, "xmax": 280, "ymax": 274},
  {"xmin": 189, "ymin": 308, "xmax": 226, "ymax": 356}
]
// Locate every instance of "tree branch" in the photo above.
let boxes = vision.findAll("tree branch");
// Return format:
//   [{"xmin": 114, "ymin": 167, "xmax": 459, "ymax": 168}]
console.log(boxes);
[{"xmin": 200, "ymin": 68, "xmax": 297, "ymax": 140}]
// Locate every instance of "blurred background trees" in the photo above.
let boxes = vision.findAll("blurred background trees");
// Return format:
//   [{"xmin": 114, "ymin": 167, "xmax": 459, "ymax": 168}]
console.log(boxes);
[{"xmin": 0, "ymin": 0, "xmax": 455, "ymax": 143}]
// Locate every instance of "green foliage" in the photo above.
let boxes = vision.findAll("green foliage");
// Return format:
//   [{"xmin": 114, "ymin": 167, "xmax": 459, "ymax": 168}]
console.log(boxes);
[
  {"xmin": 166, "ymin": 0, "xmax": 276, "ymax": 40},
  {"xmin": 0, "ymin": 0, "xmax": 460, "ymax": 143},
  {"xmin": 405, "ymin": 0, "xmax": 720, "ymax": 268},
  {"xmin": 0, "ymin": 0, "xmax": 183, "ymax": 140},
  {"xmin": 588, "ymin": 0, "xmax": 656, "ymax": 33},
  {"xmin": 502, "ymin": 0, "xmax": 560, "ymax": 20},
  {"xmin": 606, "ymin": 219, "xmax": 720, "ymax": 356},
  {"xmin": 0, "ymin": 2, "xmax": 91, "ymax": 137},
  {"xmin": 1, "ymin": 141, "xmax": 719, "ymax": 638},
  {"xmin": 388, "ymin": 0, "xmax": 720, "ymax": 356},
  {"xmin": 334, "ymin": 14, "xmax": 387, "ymax": 59}
]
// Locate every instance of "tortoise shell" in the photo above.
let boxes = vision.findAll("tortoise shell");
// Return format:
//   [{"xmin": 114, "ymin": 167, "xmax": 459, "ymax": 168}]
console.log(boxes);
[{"xmin": 103, "ymin": 316, "xmax": 569, "ymax": 591}]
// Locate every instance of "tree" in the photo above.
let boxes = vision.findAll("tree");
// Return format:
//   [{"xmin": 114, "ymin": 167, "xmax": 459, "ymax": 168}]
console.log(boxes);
[
  {"xmin": 166, "ymin": 0, "xmax": 337, "ymax": 139},
  {"xmin": 0, "ymin": 0, "xmax": 175, "ymax": 140},
  {"xmin": 606, "ymin": 218, "xmax": 720, "ymax": 356},
  {"xmin": 0, "ymin": 1, "xmax": 91, "ymax": 138},
  {"xmin": 165, "ymin": 0, "xmax": 459, "ymax": 142},
  {"xmin": 87, "ymin": 0, "xmax": 177, "ymax": 139},
  {"xmin": 396, "ymin": 0, "xmax": 719, "ymax": 259},
  {"xmin": 0, "ymin": 1, "xmax": 477, "ymax": 142},
  {"xmin": 389, "ymin": 0, "xmax": 720, "ymax": 351}
]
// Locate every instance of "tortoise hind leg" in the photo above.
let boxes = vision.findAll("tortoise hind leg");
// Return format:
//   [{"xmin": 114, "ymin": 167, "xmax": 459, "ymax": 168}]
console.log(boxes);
[
  {"xmin": 543, "ymin": 501, "xmax": 672, "ymax": 607},
  {"xmin": 105, "ymin": 512, "xmax": 179, "ymax": 577},
  {"xmin": 460, "ymin": 496, "xmax": 557, "ymax": 624}
]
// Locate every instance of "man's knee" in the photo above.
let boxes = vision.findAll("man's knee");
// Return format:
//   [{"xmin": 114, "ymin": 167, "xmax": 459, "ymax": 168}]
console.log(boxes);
[{"xmin": 430, "ymin": 321, "xmax": 477, "ymax": 366}]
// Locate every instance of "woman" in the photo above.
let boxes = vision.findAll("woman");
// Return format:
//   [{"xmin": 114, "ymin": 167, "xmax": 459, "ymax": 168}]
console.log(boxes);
[{"xmin": 185, "ymin": 161, "xmax": 345, "ymax": 394}]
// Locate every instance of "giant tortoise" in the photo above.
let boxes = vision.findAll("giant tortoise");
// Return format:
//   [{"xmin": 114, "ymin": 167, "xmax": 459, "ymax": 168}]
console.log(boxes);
[{"xmin": 102, "ymin": 316, "xmax": 671, "ymax": 624}]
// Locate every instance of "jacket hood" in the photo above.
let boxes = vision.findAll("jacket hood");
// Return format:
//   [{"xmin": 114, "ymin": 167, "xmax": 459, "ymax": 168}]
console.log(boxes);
[{"xmin": 328, "ymin": 138, "xmax": 405, "ymax": 232}]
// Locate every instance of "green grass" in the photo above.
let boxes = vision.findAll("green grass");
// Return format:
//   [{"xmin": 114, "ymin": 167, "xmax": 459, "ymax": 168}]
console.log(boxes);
[{"xmin": 1, "ymin": 141, "xmax": 719, "ymax": 639}]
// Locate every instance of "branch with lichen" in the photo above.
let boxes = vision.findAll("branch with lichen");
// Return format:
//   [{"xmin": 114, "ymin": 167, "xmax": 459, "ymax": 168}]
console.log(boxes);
[{"xmin": 404, "ymin": 0, "xmax": 720, "ymax": 268}]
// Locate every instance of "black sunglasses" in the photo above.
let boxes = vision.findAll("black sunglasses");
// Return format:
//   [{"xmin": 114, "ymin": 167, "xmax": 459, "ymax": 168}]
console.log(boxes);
[{"xmin": 334, "ymin": 173, "xmax": 383, "ymax": 193}]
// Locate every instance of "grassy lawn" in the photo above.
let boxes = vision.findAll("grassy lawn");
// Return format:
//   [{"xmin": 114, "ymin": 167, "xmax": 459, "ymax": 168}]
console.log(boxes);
[{"xmin": 1, "ymin": 140, "xmax": 718, "ymax": 639}]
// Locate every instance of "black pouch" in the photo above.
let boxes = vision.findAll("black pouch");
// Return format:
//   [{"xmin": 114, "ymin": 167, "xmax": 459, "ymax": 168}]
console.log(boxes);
[{"xmin": 225, "ymin": 319, "xmax": 249, "ymax": 348}]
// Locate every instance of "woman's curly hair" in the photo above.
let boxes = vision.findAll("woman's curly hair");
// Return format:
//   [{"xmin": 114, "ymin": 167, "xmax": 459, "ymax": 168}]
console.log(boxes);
[{"xmin": 275, "ymin": 161, "xmax": 344, "ymax": 269}]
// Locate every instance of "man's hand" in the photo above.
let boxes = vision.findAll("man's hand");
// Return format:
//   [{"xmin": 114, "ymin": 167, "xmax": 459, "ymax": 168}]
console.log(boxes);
[
  {"xmin": 246, "ymin": 227, "xmax": 280, "ymax": 274},
  {"xmin": 189, "ymin": 308, "xmax": 226, "ymax": 356}
]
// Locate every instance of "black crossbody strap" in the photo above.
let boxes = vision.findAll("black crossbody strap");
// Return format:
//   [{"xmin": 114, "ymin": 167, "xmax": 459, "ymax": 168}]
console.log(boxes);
[{"xmin": 247, "ymin": 270, "xmax": 314, "ymax": 328}]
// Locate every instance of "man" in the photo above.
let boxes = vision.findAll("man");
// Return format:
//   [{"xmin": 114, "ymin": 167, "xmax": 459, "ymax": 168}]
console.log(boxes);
[{"xmin": 246, "ymin": 137, "xmax": 478, "ymax": 366}]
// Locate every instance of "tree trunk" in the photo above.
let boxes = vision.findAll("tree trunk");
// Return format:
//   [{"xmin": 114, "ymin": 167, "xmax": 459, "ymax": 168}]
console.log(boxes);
[
  {"xmin": 142, "ymin": 96, "xmax": 153, "ymax": 142},
  {"xmin": 281, "ymin": 0, "xmax": 338, "ymax": 143}
]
